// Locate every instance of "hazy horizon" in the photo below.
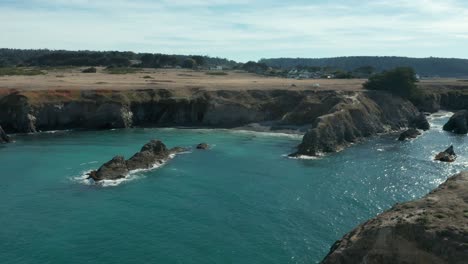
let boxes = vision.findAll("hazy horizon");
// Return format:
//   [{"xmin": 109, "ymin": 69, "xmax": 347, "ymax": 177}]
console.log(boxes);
[{"xmin": 2, "ymin": 0, "xmax": 468, "ymax": 62}]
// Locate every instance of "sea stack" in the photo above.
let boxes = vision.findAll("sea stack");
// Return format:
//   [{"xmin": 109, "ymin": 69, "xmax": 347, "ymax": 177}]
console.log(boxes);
[
  {"xmin": 434, "ymin": 145, "xmax": 457, "ymax": 162},
  {"xmin": 443, "ymin": 110, "xmax": 468, "ymax": 134},
  {"xmin": 88, "ymin": 140, "xmax": 186, "ymax": 182}
]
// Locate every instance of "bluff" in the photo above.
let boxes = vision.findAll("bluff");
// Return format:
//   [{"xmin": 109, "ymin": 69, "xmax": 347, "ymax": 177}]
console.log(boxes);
[
  {"xmin": 0, "ymin": 89, "xmax": 429, "ymax": 157},
  {"xmin": 321, "ymin": 172, "xmax": 468, "ymax": 264}
]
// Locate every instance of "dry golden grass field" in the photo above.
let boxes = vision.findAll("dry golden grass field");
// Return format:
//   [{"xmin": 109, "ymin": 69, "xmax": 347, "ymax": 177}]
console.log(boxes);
[{"xmin": 0, "ymin": 67, "xmax": 466, "ymax": 96}]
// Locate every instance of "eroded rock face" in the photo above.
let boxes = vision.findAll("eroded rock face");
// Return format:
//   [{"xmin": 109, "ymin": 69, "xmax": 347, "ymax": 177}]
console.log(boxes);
[
  {"xmin": 291, "ymin": 92, "xmax": 427, "ymax": 156},
  {"xmin": 88, "ymin": 140, "xmax": 185, "ymax": 182},
  {"xmin": 434, "ymin": 145, "xmax": 457, "ymax": 163},
  {"xmin": 443, "ymin": 110, "xmax": 468, "ymax": 134},
  {"xmin": 321, "ymin": 171, "xmax": 468, "ymax": 264},
  {"xmin": 398, "ymin": 128, "xmax": 421, "ymax": 141},
  {"xmin": 0, "ymin": 126, "xmax": 11, "ymax": 143}
]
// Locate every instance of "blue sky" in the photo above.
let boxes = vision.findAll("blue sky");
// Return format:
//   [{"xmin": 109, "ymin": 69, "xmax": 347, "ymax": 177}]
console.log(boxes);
[{"xmin": 1, "ymin": 0, "xmax": 468, "ymax": 62}]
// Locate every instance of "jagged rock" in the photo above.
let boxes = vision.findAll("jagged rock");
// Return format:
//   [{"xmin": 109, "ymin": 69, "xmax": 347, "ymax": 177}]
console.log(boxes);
[
  {"xmin": 398, "ymin": 128, "xmax": 421, "ymax": 141},
  {"xmin": 196, "ymin": 143, "xmax": 209, "ymax": 150},
  {"xmin": 291, "ymin": 91, "xmax": 422, "ymax": 156},
  {"xmin": 0, "ymin": 126, "xmax": 11, "ymax": 143},
  {"xmin": 126, "ymin": 140, "xmax": 171, "ymax": 170},
  {"xmin": 443, "ymin": 110, "xmax": 468, "ymax": 134},
  {"xmin": 88, "ymin": 140, "xmax": 185, "ymax": 182},
  {"xmin": 411, "ymin": 112, "xmax": 430, "ymax": 130},
  {"xmin": 321, "ymin": 171, "xmax": 468, "ymax": 264},
  {"xmin": 87, "ymin": 156, "xmax": 129, "ymax": 181},
  {"xmin": 434, "ymin": 145, "xmax": 457, "ymax": 162}
]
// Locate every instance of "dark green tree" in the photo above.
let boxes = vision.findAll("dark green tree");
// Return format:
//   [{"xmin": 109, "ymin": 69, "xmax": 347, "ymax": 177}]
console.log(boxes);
[
  {"xmin": 363, "ymin": 67, "xmax": 419, "ymax": 99},
  {"xmin": 182, "ymin": 58, "xmax": 197, "ymax": 69}
]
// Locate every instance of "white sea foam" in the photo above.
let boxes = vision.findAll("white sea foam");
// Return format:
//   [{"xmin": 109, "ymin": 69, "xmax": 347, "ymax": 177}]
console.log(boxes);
[{"xmin": 285, "ymin": 154, "xmax": 321, "ymax": 160}]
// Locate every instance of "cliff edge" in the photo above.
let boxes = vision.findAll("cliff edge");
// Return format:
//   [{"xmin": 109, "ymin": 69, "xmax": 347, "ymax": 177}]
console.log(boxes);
[{"xmin": 321, "ymin": 171, "xmax": 468, "ymax": 264}]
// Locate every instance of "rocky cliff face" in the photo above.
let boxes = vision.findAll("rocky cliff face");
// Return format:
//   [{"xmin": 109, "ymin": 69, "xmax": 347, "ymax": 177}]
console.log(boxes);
[
  {"xmin": 291, "ymin": 91, "xmax": 426, "ymax": 156},
  {"xmin": 321, "ymin": 171, "xmax": 468, "ymax": 264},
  {"xmin": 0, "ymin": 89, "xmax": 429, "ymax": 157},
  {"xmin": 0, "ymin": 89, "xmax": 346, "ymax": 133}
]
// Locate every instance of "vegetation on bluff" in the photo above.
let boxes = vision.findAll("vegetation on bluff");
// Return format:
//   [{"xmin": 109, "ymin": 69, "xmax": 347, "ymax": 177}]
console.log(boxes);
[
  {"xmin": 363, "ymin": 67, "xmax": 421, "ymax": 101},
  {"xmin": 0, "ymin": 67, "xmax": 45, "ymax": 76}
]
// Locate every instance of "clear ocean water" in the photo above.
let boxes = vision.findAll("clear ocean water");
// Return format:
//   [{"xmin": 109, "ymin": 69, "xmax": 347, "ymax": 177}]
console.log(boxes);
[{"xmin": 0, "ymin": 112, "xmax": 466, "ymax": 264}]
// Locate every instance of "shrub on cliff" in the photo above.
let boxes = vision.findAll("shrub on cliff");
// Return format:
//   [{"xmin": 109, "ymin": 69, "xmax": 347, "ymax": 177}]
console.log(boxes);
[
  {"xmin": 82, "ymin": 67, "xmax": 97, "ymax": 73},
  {"xmin": 363, "ymin": 67, "xmax": 420, "ymax": 100}
]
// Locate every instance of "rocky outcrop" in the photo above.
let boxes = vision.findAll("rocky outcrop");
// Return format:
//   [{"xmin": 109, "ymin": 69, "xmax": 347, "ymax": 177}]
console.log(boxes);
[
  {"xmin": 291, "ymin": 92, "xmax": 429, "ymax": 156},
  {"xmin": 0, "ymin": 125, "xmax": 10, "ymax": 143},
  {"xmin": 398, "ymin": 128, "xmax": 421, "ymax": 141},
  {"xmin": 434, "ymin": 145, "xmax": 457, "ymax": 163},
  {"xmin": 321, "ymin": 171, "xmax": 468, "ymax": 264},
  {"xmin": 443, "ymin": 110, "xmax": 468, "ymax": 134},
  {"xmin": 87, "ymin": 140, "xmax": 185, "ymax": 181},
  {"xmin": 196, "ymin": 143, "xmax": 209, "ymax": 150}
]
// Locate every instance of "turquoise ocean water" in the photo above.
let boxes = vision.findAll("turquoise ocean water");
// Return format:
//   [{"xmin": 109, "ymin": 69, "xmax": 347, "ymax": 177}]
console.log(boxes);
[{"xmin": 0, "ymin": 112, "xmax": 466, "ymax": 263}]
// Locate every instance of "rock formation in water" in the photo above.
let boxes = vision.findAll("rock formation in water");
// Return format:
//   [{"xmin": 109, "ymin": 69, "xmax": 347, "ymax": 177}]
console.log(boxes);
[
  {"xmin": 434, "ymin": 145, "xmax": 457, "ymax": 163},
  {"xmin": 0, "ymin": 125, "xmax": 10, "ymax": 143},
  {"xmin": 290, "ymin": 92, "xmax": 429, "ymax": 156},
  {"xmin": 398, "ymin": 128, "xmax": 421, "ymax": 141},
  {"xmin": 443, "ymin": 110, "xmax": 468, "ymax": 134},
  {"xmin": 321, "ymin": 171, "xmax": 468, "ymax": 264},
  {"xmin": 196, "ymin": 143, "xmax": 209, "ymax": 150},
  {"xmin": 87, "ymin": 140, "xmax": 185, "ymax": 181}
]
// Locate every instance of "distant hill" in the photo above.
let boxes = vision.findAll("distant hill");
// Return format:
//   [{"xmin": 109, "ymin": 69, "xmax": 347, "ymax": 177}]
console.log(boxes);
[
  {"xmin": 0, "ymin": 48, "xmax": 238, "ymax": 68},
  {"xmin": 259, "ymin": 56, "xmax": 468, "ymax": 77}
]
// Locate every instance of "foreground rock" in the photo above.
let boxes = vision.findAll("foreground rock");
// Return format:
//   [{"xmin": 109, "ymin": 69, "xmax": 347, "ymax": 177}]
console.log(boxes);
[
  {"xmin": 321, "ymin": 171, "xmax": 468, "ymax": 264},
  {"xmin": 434, "ymin": 145, "xmax": 457, "ymax": 162},
  {"xmin": 196, "ymin": 143, "xmax": 209, "ymax": 150},
  {"xmin": 398, "ymin": 128, "xmax": 421, "ymax": 141},
  {"xmin": 443, "ymin": 110, "xmax": 468, "ymax": 134},
  {"xmin": 87, "ymin": 140, "xmax": 185, "ymax": 181},
  {"xmin": 0, "ymin": 126, "xmax": 10, "ymax": 143},
  {"xmin": 291, "ymin": 91, "xmax": 429, "ymax": 156}
]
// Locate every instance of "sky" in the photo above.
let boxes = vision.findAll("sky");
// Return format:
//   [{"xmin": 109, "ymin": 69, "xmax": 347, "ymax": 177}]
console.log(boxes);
[{"xmin": 1, "ymin": 0, "xmax": 468, "ymax": 62}]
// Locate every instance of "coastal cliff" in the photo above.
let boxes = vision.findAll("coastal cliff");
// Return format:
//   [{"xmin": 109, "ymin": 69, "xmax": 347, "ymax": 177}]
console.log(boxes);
[
  {"xmin": 321, "ymin": 171, "xmax": 468, "ymax": 264},
  {"xmin": 0, "ymin": 89, "xmax": 353, "ymax": 133},
  {"xmin": 0, "ymin": 89, "xmax": 428, "ymax": 156}
]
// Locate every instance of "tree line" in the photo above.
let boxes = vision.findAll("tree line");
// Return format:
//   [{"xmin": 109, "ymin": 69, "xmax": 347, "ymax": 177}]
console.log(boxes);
[
  {"xmin": 259, "ymin": 56, "xmax": 468, "ymax": 77},
  {"xmin": 0, "ymin": 49, "xmax": 238, "ymax": 69}
]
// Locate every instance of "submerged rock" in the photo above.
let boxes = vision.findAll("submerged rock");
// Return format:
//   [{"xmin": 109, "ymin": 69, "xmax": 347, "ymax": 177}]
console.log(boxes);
[
  {"xmin": 0, "ymin": 125, "xmax": 10, "ymax": 143},
  {"xmin": 434, "ymin": 145, "xmax": 457, "ymax": 162},
  {"xmin": 321, "ymin": 171, "xmax": 468, "ymax": 264},
  {"xmin": 196, "ymin": 143, "xmax": 209, "ymax": 150},
  {"xmin": 88, "ymin": 140, "xmax": 185, "ymax": 182},
  {"xmin": 443, "ymin": 110, "xmax": 468, "ymax": 134},
  {"xmin": 398, "ymin": 128, "xmax": 421, "ymax": 141}
]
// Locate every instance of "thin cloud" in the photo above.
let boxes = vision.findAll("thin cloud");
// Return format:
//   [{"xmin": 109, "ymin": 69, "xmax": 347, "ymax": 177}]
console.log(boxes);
[{"xmin": 1, "ymin": 0, "xmax": 467, "ymax": 61}]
